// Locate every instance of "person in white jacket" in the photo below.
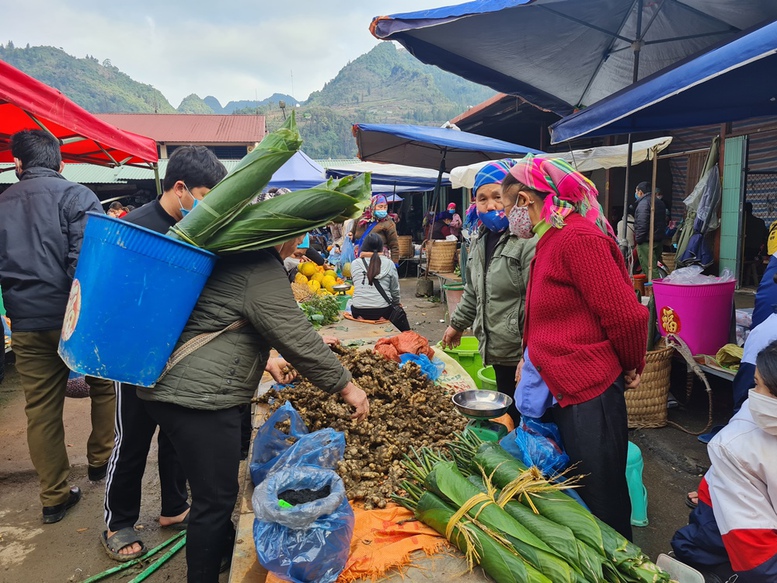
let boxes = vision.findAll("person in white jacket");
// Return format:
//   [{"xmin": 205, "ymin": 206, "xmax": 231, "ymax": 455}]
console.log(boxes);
[
  {"xmin": 350, "ymin": 233, "xmax": 409, "ymax": 331},
  {"xmin": 672, "ymin": 339, "xmax": 777, "ymax": 582}
]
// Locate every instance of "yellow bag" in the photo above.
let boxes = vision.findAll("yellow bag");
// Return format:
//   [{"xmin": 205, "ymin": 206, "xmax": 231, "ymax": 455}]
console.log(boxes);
[{"xmin": 768, "ymin": 221, "xmax": 777, "ymax": 256}]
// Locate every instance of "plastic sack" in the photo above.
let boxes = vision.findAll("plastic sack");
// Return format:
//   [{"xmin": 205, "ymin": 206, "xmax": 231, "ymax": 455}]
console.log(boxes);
[
  {"xmin": 399, "ymin": 353, "xmax": 445, "ymax": 381},
  {"xmin": 250, "ymin": 402, "xmax": 309, "ymax": 485},
  {"xmin": 340, "ymin": 237, "xmax": 356, "ymax": 271},
  {"xmin": 663, "ymin": 265, "xmax": 735, "ymax": 285},
  {"xmin": 500, "ymin": 416, "xmax": 569, "ymax": 477},
  {"xmin": 269, "ymin": 428, "xmax": 345, "ymax": 477},
  {"xmin": 253, "ymin": 466, "xmax": 354, "ymax": 583}
]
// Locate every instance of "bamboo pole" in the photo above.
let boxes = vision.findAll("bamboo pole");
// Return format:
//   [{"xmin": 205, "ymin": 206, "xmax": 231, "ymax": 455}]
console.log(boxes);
[{"xmin": 647, "ymin": 147, "xmax": 659, "ymax": 281}]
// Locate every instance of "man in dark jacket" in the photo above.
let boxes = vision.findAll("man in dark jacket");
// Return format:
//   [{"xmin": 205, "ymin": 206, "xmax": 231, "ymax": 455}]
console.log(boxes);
[
  {"xmin": 634, "ymin": 181, "xmax": 666, "ymax": 280},
  {"xmin": 0, "ymin": 130, "xmax": 116, "ymax": 523}
]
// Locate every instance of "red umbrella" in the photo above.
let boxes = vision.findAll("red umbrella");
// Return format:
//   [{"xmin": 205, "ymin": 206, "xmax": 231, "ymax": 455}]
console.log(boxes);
[{"xmin": 0, "ymin": 60, "xmax": 158, "ymax": 167}]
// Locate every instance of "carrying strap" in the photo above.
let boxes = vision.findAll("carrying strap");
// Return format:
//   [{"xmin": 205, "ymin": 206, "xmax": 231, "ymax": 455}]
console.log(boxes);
[
  {"xmin": 356, "ymin": 222, "xmax": 378, "ymax": 250},
  {"xmin": 157, "ymin": 318, "xmax": 249, "ymax": 383},
  {"xmin": 665, "ymin": 333, "xmax": 714, "ymax": 436},
  {"xmin": 362, "ymin": 257, "xmax": 396, "ymax": 307}
]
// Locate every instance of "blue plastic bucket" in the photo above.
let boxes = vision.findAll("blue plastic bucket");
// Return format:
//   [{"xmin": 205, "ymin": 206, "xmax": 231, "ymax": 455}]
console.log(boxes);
[{"xmin": 58, "ymin": 213, "xmax": 217, "ymax": 387}]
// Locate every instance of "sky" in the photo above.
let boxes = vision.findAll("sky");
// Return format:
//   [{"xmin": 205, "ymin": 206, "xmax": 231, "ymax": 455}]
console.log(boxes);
[{"xmin": 3, "ymin": 0, "xmax": 459, "ymax": 107}]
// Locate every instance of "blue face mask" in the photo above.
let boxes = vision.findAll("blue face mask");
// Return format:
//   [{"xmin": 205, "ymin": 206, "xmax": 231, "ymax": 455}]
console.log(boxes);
[
  {"xmin": 180, "ymin": 184, "xmax": 198, "ymax": 217},
  {"xmin": 477, "ymin": 209, "xmax": 509, "ymax": 232},
  {"xmin": 449, "ymin": 209, "xmax": 455, "ymax": 214},
  {"xmin": 634, "ymin": 192, "xmax": 640, "ymax": 200},
  {"xmin": 374, "ymin": 209, "xmax": 388, "ymax": 219}
]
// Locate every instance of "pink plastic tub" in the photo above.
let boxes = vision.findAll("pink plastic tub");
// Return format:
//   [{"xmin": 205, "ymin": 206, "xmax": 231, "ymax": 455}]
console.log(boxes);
[{"xmin": 652, "ymin": 279, "xmax": 736, "ymax": 356}]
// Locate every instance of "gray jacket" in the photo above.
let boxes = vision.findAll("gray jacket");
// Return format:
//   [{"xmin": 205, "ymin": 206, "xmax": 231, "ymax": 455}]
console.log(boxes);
[
  {"xmin": 0, "ymin": 167, "xmax": 103, "ymax": 331},
  {"xmin": 138, "ymin": 248, "xmax": 351, "ymax": 410},
  {"xmin": 351, "ymin": 255, "xmax": 401, "ymax": 309},
  {"xmin": 451, "ymin": 229, "xmax": 535, "ymax": 366}
]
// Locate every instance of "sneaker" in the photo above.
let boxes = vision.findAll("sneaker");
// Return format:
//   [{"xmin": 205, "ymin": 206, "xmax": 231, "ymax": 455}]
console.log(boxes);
[
  {"xmin": 42, "ymin": 486, "xmax": 82, "ymax": 524},
  {"xmin": 667, "ymin": 393, "xmax": 679, "ymax": 409}
]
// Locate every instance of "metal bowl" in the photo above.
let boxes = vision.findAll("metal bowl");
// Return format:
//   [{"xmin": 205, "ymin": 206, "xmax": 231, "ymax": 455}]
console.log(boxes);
[
  {"xmin": 332, "ymin": 283, "xmax": 350, "ymax": 294},
  {"xmin": 452, "ymin": 390, "xmax": 513, "ymax": 419}
]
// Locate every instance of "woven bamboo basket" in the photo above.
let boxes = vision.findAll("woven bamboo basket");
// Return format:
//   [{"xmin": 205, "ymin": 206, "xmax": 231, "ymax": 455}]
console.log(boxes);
[
  {"xmin": 397, "ymin": 235, "xmax": 413, "ymax": 259},
  {"xmin": 625, "ymin": 344, "xmax": 674, "ymax": 428},
  {"xmin": 662, "ymin": 252, "xmax": 676, "ymax": 273},
  {"xmin": 425, "ymin": 240, "xmax": 457, "ymax": 273}
]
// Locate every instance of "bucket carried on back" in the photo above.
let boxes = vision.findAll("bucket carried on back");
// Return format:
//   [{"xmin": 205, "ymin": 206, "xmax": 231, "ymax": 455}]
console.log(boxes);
[{"xmin": 58, "ymin": 213, "xmax": 217, "ymax": 387}]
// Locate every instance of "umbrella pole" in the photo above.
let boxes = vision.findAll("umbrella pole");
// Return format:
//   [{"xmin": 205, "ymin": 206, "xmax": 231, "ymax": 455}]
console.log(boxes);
[
  {"xmin": 425, "ymin": 151, "xmax": 447, "ymax": 280},
  {"xmin": 621, "ymin": 135, "xmax": 635, "ymax": 259},
  {"xmin": 648, "ymin": 148, "xmax": 659, "ymax": 281}
]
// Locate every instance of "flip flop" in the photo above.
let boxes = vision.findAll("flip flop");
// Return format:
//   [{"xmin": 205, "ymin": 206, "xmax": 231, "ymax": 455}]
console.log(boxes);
[
  {"xmin": 101, "ymin": 528, "xmax": 146, "ymax": 562},
  {"xmin": 161, "ymin": 510, "xmax": 189, "ymax": 531},
  {"xmin": 685, "ymin": 492, "xmax": 698, "ymax": 510}
]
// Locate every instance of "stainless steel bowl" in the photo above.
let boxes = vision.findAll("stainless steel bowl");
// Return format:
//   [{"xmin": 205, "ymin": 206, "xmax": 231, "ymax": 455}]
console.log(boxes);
[
  {"xmin": 451, "ymin": 390, "xmax": 513, "ymax": 419},
  {"xmin": 332, "ymin": 283, "xmax": 350, "ymax": 294}
]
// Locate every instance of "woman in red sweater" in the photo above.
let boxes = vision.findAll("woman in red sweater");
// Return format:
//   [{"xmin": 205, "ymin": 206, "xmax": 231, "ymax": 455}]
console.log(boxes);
[{"xmin": 501, "ymin": 155, "xmax": 648, "ymax": 540}]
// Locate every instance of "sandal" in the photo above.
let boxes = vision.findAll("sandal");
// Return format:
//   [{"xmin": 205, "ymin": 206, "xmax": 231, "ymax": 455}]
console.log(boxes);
[
  {"xmin": 686, "ymin": 492, "xmax": 699, "ymax": 510},
  {"xmin": 101, "ymin": 528, "xmax": 146, "ymax": 562}
]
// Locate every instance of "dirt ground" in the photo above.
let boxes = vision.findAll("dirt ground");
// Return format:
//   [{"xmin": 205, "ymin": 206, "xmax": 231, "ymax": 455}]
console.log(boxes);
[{"xmin": 0, "ymin": 278, "xmax": 754, "ymax": 583}]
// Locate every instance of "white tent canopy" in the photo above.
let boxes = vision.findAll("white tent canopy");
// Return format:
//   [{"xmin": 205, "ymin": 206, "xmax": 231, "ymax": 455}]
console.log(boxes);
[{"xmin": 450, "ymin": 137, "xmax": 672, "ymax": 189}]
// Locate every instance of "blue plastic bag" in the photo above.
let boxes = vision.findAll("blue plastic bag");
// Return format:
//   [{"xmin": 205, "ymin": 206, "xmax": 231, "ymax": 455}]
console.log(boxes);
[
  {"xmin": 250, "ymin": 402, "xmax": 309, "ymax": 485},
  {"xmin": 253, "ymin": 466, "xmax": 354, "ymax": 583},
  {"xmin": 500, "ymin": 416, "xmax": 569, "ymax": 477},
  {"xmin": 340, "ymin": 237, "xmax": 355, "ymax": 270},
  {"xmin": 269, "ymin": 428, "xmax": 345, "ymax": 477},
  {"xmin": 399, "ymin": 353, "xmax": 445, "ymax": 381}
]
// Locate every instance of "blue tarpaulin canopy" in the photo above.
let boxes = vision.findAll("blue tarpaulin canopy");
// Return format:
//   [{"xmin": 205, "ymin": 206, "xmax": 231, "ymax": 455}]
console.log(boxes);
[
  {"xmin": 371, "ymin": 1, "xmax": 777, "ymax": 116},
  {"xmin": 550, "ymin": 20, "xmax": 777, "ymax": 143},
  {"xmin": 352, "ymin": 123, "xmax": 541, "ymax": 172},
  {"xmin": 267, "ymin": 150, "xmax": 325, "ymax": 190},
  {"xmin": 326, "ymin": 161, "xmax": 450, "ymax": 190}
]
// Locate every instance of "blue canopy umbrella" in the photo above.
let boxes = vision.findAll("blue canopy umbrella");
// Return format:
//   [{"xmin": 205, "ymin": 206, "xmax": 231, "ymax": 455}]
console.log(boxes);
[
  {"xmin": 549, "ymin": 20, "xmax": 777, "ymax": 143},
  {"xmin": 371, "ymin": 1, "xmax": 777, "ymax": 116},
  {"xmin": 267, "ymin": 150, "xmax": 325, "ymax": 191}
]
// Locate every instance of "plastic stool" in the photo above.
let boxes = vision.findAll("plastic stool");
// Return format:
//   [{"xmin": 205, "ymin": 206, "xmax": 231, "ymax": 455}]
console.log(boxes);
[{"xmin": 626, "ymin": 441, "xmax": 649, "ymax": 527}]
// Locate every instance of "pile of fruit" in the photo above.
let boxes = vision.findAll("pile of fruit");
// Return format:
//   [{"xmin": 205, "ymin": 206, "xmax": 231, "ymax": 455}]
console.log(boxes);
[{"xmin": 293, "ymin": 262, "xmax": 353, "ymax": 296}]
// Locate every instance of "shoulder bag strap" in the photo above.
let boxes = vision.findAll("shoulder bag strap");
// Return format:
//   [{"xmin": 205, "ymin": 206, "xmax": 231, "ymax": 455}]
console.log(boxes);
[{"xmin": 156, "ymin": 318, "xmax": 249, "ymax": 383}]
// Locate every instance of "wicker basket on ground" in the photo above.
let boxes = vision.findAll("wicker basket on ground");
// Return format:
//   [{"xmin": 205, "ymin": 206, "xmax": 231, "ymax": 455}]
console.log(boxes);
[
  {"xmin": 662, "ymin": 252, "xmax": 676, "ymax": 273},
  {"xmin": 424, "ymin": 240, "xmax": 457, "ymax": 273},
  {"xmin": 625, "ymin": 343, "xmax": 674, "ymax": 428},
  {"xmin": 397, "ymin": 235, "xmax": 413, "ymax": 259}
]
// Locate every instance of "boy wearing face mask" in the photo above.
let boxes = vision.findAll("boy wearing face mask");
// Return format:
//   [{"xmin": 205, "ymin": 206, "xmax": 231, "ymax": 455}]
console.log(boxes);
[
  {"xmin": 101, "ymin": 146, "xmax": 228, "ymax": 562},
  {"xmin": 672, "ymin": 339, "xmax": 777, "ymax": 582}
]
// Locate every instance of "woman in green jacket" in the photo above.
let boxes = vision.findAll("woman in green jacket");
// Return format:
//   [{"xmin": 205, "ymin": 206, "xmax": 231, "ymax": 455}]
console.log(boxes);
[{"xmin": 441, "ymin": 160, "xmax": 535, "ymax": 424}]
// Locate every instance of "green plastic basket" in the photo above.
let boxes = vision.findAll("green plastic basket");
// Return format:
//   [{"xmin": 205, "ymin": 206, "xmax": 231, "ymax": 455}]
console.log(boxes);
[
  {"xmin": 477, "ymin": 366, "xmax": 497, "ymax": 391},
  {"xmin": 439, "ymin": 336, "xmax": 483, "ymax": 387}
]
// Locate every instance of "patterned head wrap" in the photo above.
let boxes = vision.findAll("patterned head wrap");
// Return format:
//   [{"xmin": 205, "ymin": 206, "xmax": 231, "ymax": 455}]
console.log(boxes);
[
  {"xmin": 473, "ymin": 159, "xmax": 517, "ymax": 194},
  {"xmin": 359, "ymin": 194, "xmax": 390, "ymax": 226},
  {"xmin": 508, "ymin": 154, "xmax": 613, "ymax": 236}
]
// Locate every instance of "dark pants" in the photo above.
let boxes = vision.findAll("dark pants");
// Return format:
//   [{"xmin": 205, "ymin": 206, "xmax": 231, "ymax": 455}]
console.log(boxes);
[
  {"xmin": 143, "ymin": 400, "xmax": 241, "ymax": 583},
  {"xmin": 552, "ymin": 379, "xmax": 633, "ymax": 540},
  {"xmin": 104, "ymin": 384, "xmax": 189, "ymax": 532},
  {"xmin": 351, "ymin": 305, "xmax": 411, "ymax": 331},
  {"xmin": 492, "ymin": 364, "xmax": 519, "ymax": 425}
]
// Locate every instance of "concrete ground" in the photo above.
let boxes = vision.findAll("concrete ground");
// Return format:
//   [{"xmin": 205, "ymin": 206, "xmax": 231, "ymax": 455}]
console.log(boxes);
[{"xmin": 0, "ymin": 279, "xmax": 754, "ymax": 582}]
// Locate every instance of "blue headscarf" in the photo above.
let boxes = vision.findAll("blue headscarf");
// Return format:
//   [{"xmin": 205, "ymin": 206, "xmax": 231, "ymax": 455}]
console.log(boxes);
[{"xmin": 473, "ymin": 159, "xmax": 517, "ymax": 194}]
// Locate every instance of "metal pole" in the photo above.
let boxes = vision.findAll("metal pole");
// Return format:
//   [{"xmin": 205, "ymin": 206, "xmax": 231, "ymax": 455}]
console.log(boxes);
[
  {"xmin": 620, "ymin": 0, "xmax": 644, "ymax": 258},
  {"xmin": 648, "ymin": 148, "xmax": 659, "ymax": 281}
]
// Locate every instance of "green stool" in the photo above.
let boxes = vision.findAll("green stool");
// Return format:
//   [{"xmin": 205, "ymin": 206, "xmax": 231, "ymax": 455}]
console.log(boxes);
[{"xmin": 626, "ymin": 441, "xmax": 649, "ymax": 527}]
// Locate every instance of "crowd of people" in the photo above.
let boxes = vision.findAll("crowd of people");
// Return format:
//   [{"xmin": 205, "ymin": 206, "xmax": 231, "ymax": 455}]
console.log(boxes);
[{"xmin": 0, "ymin": 129, "xmax": 775, "ymax": 583}]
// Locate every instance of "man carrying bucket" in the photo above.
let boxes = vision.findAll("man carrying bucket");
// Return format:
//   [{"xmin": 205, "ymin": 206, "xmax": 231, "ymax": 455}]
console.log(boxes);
[{"xmin": 0, "ymin": 130, "xmax": 117, "ymax": 524}]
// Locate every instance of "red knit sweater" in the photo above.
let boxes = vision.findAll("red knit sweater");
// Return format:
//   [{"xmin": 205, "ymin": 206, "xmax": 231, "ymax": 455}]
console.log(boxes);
[{"xmin": 524, "ymin": 214, "xmax": 648, "ymax": 406}]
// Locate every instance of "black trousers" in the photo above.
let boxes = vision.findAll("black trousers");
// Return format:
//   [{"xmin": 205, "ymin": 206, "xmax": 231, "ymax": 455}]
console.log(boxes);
[
  {"xmin": 104, "ymin": 384, "xmax": 189, "ymax": 532},
  {"xmin": 351, "ymin": 305, "xmax": 393, "ymax": 321},
  {"xmin": 492, "ymin": 364, "xmax": 520, "ymax": 426},
  {"xmin": 143, "ymin": 400, "xmax": 241, "ymax": 583},
  {"xmin": 552, "ymin": 379, "xmax": 633, "ymax": 541}
]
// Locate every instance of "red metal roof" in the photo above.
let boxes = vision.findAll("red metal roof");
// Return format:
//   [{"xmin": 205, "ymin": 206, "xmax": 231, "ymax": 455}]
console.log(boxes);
[
  {"xmin": 0, "ymin": 61, "xmax": 158, "ymax": 166},
  {"xmin": 94, "ymin": 114, "xmax": 266, "ymax": 144}
]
